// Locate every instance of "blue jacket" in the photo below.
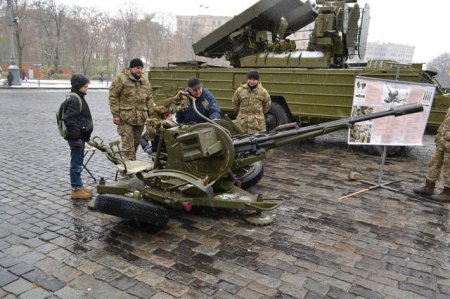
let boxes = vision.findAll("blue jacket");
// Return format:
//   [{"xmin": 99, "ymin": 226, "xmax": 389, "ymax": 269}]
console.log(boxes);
[{"xmin": 175, "ymin": 88, "xmax": 221, "ymax": 124}]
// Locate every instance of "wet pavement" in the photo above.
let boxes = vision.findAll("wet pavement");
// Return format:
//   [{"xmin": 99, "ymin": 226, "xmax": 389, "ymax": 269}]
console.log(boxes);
[{"xmin": 0, "ymin": 89, "xmax": 449, "ymax": 298}]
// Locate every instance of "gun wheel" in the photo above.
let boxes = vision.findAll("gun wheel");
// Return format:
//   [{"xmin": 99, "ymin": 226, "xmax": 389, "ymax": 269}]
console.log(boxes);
[
  {"xmin": 94, "ymin": 194, "xmax": 169, "ymax": 227},
  {"xmin": 244, "ymin": 213, "xmax": 274, "ymax": 226},
  {"xmin": 235, "ymin": 161, "xmax": 264, "ymax": 189}
]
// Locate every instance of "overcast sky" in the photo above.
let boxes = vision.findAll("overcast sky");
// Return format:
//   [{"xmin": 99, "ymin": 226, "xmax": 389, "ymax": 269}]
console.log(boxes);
[{"xmin": 56, "ymin": 0, "xmax": 449, "ymax": 63}]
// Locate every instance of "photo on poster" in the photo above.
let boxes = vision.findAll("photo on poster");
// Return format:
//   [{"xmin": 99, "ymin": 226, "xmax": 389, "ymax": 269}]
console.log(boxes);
[
  {"xmin": 349, "ymin": 121, "xmax": 372, "ymax": 144},
  {"xmin": 351, "ymin": 105, "xmax": 374, "ymax": 117},
  {"xmin": 383, "ymin": 84, "xmax": 409, "ymax": 105}
]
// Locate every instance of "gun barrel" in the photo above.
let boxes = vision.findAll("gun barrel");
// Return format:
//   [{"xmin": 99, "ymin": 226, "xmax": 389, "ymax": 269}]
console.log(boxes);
[
  {"xmin": 348, "ymin": 103, "xmax": 424, "ymax": 124},
  {"xmin": 233, "ymin": 103, "xmax": 424, "ymax": 153}
]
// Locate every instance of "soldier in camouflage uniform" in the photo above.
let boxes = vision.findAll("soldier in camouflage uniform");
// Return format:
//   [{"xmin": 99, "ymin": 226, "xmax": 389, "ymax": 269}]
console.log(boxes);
[
  {"xmin": 414, "ymin": 107, "xmax": 450, "ymax": 202},
  {"xmin": 232, "ymin": 70, "xmax": 271, "ymax": 133},
  {"xmin": 109, "ymin": 58, "xmax": 154, "ymax": 160}
]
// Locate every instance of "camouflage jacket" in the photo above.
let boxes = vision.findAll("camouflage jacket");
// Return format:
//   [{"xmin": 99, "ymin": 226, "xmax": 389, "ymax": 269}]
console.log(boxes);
[
  {"xmin": 232, "ymin": 82, "xmax": 271, "ymax": 133},
  {"xmin": 109, "ymin": 68, "xmax": 154, "ymax": 126},
  {"xmin": 437, "ymin": 107, "xmax": 450, "ymax": 142}
]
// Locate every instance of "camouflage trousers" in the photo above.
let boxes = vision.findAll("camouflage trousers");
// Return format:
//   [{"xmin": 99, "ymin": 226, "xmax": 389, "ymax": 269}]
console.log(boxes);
[
  {"xmin": 237, "ymin": 115, "xmax": 266, "ymax": 134},
  {"xmin": 117, "ymin": 124, "xmax": 144, "ymax": 160},
  {"xmin": 426, "ymin": 139, "xmax": 450, "ymax": 187}
]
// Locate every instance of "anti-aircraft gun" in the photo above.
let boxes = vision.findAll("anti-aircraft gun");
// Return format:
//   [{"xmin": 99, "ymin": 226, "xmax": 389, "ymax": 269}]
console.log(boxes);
[{"xmin": 88, "ymin": 100, "xmax": 423, "ymax": 227}]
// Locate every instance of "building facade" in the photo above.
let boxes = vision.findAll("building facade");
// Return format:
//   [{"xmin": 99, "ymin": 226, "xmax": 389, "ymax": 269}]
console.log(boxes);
[{"xmin": 364, "ymin": 42, "xmax": 415, "ymax": 64}]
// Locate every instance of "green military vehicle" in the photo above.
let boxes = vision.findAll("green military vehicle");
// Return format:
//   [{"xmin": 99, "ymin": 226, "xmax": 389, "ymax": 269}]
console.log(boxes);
[{"xmin": 149, "ymin": 0, "xmax": 449, "ymax": 131}]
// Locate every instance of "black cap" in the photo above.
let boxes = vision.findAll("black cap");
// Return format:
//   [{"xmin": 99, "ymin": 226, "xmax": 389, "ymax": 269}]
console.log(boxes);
[
  {"xmin": 70, "ymin": 73, "xmax": 90, "ymax": 90},
  {"xmin": 129, "ymin": 58, "xmax": 144, "ymax": 68},
  {"xmin": 187, "ymin": 77, "xmax": 202, "ymax": 89},
  {"xmin": 247, "ymin": 70, "xmax": 260, "ymax": 80}
]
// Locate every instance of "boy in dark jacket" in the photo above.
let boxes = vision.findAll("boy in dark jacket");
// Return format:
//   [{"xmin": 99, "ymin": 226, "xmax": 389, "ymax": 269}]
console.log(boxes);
[{"xmin": 64, "ymin": 74, "xmax": 93, "ymax": 199}]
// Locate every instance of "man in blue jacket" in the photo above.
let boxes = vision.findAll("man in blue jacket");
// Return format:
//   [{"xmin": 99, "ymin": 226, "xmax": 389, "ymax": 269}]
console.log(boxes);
[{"xmin": 175, "ymin": 77, "xmax": 221, "ymax": 124}]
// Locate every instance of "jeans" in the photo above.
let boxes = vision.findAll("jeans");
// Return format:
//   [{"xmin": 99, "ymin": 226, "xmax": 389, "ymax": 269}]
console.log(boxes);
[{"xmin": 68, "ymin": 139, "xmax": 85, "ymax": 189}]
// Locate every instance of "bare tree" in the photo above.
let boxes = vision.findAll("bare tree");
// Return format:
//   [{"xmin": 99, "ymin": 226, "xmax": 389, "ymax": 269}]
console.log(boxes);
[
  {"xmin": 32, "ymin": 0, "xmax": 68, "ymax": 73},
  {"xmin": 110, "ymin": 4, "xmax": 141, "ymax": 70},
  {"xmin": 65, "ymin": 6, "xmax": 106, "ymax": 74},
  {"xmin": 427, "ymin": 53, "xmax": 450, "ymax": 88},
  {"xmin": 138, "ymin": 13, "xmax": 173, "ymax": 66}
]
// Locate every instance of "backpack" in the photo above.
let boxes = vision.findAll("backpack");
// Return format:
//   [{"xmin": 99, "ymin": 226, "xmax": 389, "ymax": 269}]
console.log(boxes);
[{"xmin": 56, "ymin": 93, "xmax": 82, "ymax": 138}]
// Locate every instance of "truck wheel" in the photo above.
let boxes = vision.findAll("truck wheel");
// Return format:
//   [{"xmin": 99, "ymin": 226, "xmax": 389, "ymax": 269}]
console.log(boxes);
[
  {"xmin": 95, "ymin": 194, "xmax": 169, "ymax": 227},
  {"xmin": 265, "ymin": 102, "xmax": 290, "ymax": 131},
  {"xmin": 236, "ymin": 161, "xmax": 264, "ymax": 189},
  {"xmin": 361, "ymin": 145, "xmax": 405, "ymax": 157}
]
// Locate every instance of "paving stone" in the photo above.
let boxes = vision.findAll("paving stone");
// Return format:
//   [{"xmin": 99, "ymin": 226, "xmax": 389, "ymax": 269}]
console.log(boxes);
[
  {"xmin": 22, "ymin": 238, "xmax": 45, "ymax": 248},
  {"xmin": 77, "ymin": 260, "xmax": 104, "ymax": 275},
  {"xmin": 166, "ymin": 270, "xmax": 196, "ymax": 286},
  {"xmin": 247, "ymin": 281, "xmax": 278, "ymax": 297},
  {"xmin": 8, "ymin": 262, "xmax": 34, "ymax": 276},
  {"xmin": 111, "ymin": 276, "xmax": 139, "ymax": 291},
  {"xmin": 399, "ymin": 282, "xmax": 435, "ymax": 298},
  {"xmin": 93, "ymin": 268, "xmax": 123, "ymax": 283},
  {"xmin": 52, "ymin": 265, "xmax": 83, "ymax": 283},
  {"xmin": 173, "ymin": 262, "xmax": 195, "ymax": 274},
  {"xmin": 217, "ymin": 280, "xmax": 240, "ymax": 294},
  {"xmin": 17, "ymin": 287, "xmax": 52, "ymax": 299},
  {"xmin": 349, "ymin": 285, "xmax": 383, "ymax": 299},
  {"xmin": 0, "ymin": 256, "xmax": 20, "ymax": 268},
  {"xmin": 210, "ymin": 289, "xmax": 236, "ymax": 299},
  {"xmin": 157, "ymin": 279, "xmax": 190, "ymax": 297},
  {"xmin": 39, "ymin": 277, "xmax": 66, "ymax": 292},
  {"xmin": 54, "ymin": 286, "xmax": 86, "ymax": 298},
  {"xmin": 39, "ymin": 232, "xmax": 59, "ymax": 242},
  {"xmin": 2, "ymin": 278, "xmax": 34, "ymax": 296},
  {"xmin": 126, "ymin": 282, "xmax": 157, "ymax": 298},
  {"xmin": 303, "ymin": 278, "xmax": 329, "ymax": 297},
  {"xmin": 0, "ymin": 240, "xmax": 11, "ymax": 251},
  {"xmin": 0, "ymin": 270, "xmax": 19, "ymax": 287}
]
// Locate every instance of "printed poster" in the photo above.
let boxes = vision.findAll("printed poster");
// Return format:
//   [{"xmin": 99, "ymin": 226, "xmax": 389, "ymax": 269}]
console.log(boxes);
[{"xmin": 348, "ymin": 76, "xmax": 435, "ymax": 146}]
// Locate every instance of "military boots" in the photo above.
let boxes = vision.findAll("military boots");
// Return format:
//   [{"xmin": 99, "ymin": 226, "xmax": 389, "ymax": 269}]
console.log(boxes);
[
  {"xmin": 413, "ymin": 180, "xmax": 435, "ymax": 196},
  {"xmin": 431, "ymin": 187, "xmax": 450, "ymax": 202}
]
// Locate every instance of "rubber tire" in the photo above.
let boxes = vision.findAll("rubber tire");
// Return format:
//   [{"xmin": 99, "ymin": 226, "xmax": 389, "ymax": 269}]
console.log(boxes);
[
  {"xmin": 265, "ymin": 102, "xmax": 290, "ymax": 132},
  {"xmin": 95, "ymin": 194, "xmax": 169, "ymax": 227},
  {"xmin": 236, "ymin": 161, "xmax": 264, "ymax": 189},
  {"xmin": 361, "ymin": 145, "xmax": 404, "ymax": 157}
]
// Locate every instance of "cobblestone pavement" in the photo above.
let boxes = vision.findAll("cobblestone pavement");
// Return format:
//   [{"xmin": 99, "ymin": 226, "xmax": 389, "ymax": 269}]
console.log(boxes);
[{"xmin": 1, "ymin": 89, "xmax": 449, "ymax": 298}]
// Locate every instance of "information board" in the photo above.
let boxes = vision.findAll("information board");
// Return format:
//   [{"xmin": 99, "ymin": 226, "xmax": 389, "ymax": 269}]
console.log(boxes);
[{"xmin": 348, "ymin": 76, "xmax": 435, "ymax": 146}]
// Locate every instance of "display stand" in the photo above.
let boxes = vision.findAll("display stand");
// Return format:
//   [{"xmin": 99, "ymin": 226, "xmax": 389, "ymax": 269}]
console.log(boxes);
[
  {"xmin": 339, "ymin": 145, "xmax": 442, "ymax": 204},
  {"xmin": 339, "ymin": 146, "xmax": 404, "ymax": 200},
  {"xmin": 340, "ymin": 75, "xmax": 435, "ymax": 201}
]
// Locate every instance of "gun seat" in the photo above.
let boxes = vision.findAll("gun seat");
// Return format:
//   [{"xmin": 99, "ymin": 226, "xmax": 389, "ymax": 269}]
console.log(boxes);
[{"xmin": 88, "ymin": 137, "xmax": 153, "ymax": 178}]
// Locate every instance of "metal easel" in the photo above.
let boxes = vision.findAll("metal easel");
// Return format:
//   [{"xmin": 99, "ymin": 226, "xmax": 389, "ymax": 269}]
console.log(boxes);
[{"xmin": 339, "ymin": 145, "xmax": 403, "ymax": 200}]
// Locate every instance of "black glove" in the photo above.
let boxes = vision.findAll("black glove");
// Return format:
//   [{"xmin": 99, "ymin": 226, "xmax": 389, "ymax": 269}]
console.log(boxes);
[{"xmin": 73, "ymin": 139, "xmax": 83, "ymax": 147}]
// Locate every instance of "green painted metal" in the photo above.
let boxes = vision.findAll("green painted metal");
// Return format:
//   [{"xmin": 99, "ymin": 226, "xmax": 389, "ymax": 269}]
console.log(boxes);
[
  {"xmin": 149, "ymin": 63, "xmax": 449, "ymax": 129},
  {"xmin": 90, "ymin": 103, "xmax": 423, "ymax": 225},
  {"xmin": 148, "ymin": 0, "xmax": 449, "ymax": 129}
]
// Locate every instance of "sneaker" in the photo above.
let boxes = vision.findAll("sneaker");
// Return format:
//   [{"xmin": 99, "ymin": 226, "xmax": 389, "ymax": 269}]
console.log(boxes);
[{"xmin": 71, "ymin": 188, "xmax": 92, "ymax": 200}]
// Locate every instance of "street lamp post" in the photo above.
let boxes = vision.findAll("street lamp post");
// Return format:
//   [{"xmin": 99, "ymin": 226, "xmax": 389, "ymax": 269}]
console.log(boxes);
[{"xmin": 6, "ymin": 0, "xmax": 21, "ymax": 86}]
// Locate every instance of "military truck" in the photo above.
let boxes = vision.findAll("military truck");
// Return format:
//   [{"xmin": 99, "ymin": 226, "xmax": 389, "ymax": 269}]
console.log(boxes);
[{"xmin": 148, "ymin": 0, "xmax": 449, "ymax": 131}]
